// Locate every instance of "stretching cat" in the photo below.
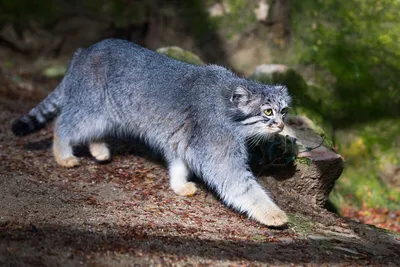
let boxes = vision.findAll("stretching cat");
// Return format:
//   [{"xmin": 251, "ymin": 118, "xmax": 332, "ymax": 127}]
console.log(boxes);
[{"xmin": 12, "ymin": 39, "xmax": 290, "ymax": 227}]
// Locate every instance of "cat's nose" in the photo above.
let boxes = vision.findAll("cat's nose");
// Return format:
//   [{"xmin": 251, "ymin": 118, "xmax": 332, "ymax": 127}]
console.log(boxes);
[{"xmin": 277, "ymin": 122, "xmax": 285, "ymax": 130}]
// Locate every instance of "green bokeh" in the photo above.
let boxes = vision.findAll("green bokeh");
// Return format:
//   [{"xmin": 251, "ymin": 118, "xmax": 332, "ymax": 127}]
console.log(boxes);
[{"xmin": 291, "ymin": 0, "xmax": 400, "ymax": 211}]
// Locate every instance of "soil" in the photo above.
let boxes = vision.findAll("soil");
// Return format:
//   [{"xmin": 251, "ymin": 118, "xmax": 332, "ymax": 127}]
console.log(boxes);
[{"xmin": 0, "ymin": 76, "xmax": 399, "ymax": 266}]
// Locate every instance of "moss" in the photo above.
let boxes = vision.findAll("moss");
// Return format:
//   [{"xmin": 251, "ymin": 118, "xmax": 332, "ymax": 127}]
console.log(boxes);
[
  {"xmin": 156, "ymin": 47, "xmax": 204, "ymax": 66},
  {"xmin": 287, "ymin": 213, "xmax": 315, "ymax": 236},
  {"xmin": 42, "ymin": 65, "xmax": 67, "ymax": 78},
  {"xmin": 295, "ymin": 157, "xmax": 311, "ymax": 166}
]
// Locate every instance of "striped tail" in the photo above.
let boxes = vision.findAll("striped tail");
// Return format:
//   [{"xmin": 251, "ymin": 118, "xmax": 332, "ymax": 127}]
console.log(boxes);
[{"xmin": 11, "ymin": 87, "xmax": 62, "ymax": 136}]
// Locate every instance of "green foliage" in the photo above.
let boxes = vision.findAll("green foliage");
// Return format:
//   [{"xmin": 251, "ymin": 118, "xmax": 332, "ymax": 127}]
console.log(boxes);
[
  {"xmin": 331, "ymin": 119, "xmax": 400, "ymax": 211},
  {"xmin": 330, "ymin": 163, "xmax": 400, "ymax": 211},
  {"xmin": 97, "ymin": 0, "xmax": 147, "ymax": 27},
  {"xmin": 206, "ymin": 0, "xmax": 257, "ymax": 39},
  {"xmin": 223, "ymin": 0, "xmax": 257, "ymax": 36},
  {"xmin": 0, "ymin": 0, "xmax": 58, "ymax": 26},
  {"xmin": 295, "ymin": 157, "xmax": 311, "ymax": 166},
  {"xmin": 291, "ymin": 0, "xmax": 400, "ymax": 211},
  {"xmin": 179, "ymin": 0, "xmax": 219, "ymax": 40},
  {"xmin": 292, "ymin": 0, "xmax": 400, "ymax": 129}
]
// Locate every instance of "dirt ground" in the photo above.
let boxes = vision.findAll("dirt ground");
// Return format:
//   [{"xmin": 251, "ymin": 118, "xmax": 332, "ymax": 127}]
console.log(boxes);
[{"xmin": 1, "ymin": 78, "xmax": 400, "ymax": 266}]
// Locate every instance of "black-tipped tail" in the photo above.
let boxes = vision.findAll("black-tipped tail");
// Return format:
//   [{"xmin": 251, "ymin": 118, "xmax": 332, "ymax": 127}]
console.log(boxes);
[
  {"xmin": 11, "ymin": 86, "xmax": 62, "ymax": 137},
  {"xmin": 11, "ymin": 116, "xmax": 46, "ymax": 136}
]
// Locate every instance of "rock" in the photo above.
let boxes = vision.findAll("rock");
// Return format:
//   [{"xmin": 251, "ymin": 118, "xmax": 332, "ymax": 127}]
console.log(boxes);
[
  {"xmin": 254, "ymin": 0, "xmax": 269, "ymax": 21},
  {"xmin": 250, "ymin": 64, "xmax": 289, "ymax": 81},
  {"xmin": 249, "ymin": 64, "xmax": 342, "ymax": 208},
  {"xmin": 156, "ymin": 46, "xmax": 204, "ymax": 66},
  {"xmin": 254, "ymin": 115, "xmax": 344, "ymax": 208},
  {"xmin": 207, "ymin": 2, "xmax": 231, "ymax": 17},
  {"xmin": 42, "ymin": 65, "xmax": 67, "ymax": 78},
  {"xmin": 251, "ymin": 64, "xmax": 289, "ymax": 80}
]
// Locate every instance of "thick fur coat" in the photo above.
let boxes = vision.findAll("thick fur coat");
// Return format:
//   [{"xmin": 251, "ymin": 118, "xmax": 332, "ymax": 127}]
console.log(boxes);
[{"xmin": 12, "ymin": 39, "xmax": 291, "ymax": 226}]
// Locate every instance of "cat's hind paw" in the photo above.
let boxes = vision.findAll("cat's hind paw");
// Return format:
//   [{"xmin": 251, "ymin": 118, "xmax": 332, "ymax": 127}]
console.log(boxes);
[
  {"xmin": 89, "ymin": 142, "xmax": 110, "ymax": 162},
  {"xmin": 55, "ymin": 156, "xmax": 80, "ymax": 168},
  {"xmin": 172, "ymin": 182, "xmax": 197, "ymax": 197}
]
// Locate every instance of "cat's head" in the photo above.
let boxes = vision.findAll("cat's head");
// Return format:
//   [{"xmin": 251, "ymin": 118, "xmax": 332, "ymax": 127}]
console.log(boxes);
[{"xmin": 230, "ymin": 83, "xmax": 291, "ymax": 137}]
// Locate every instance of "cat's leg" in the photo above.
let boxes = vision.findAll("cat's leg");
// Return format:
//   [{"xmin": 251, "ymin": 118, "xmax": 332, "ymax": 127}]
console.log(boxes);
[
  {"xmin": 89, "ymin": 142, "xmax": 110, "ymax": 161},
  {"xmin": 169, "ymin": 158, "xmax": 197, "ymax": 196},
  {"xmin": 196, "ymin": 153, "xmax": 287, "ymax": 227},
  {"xmin": 53, "ymin": 132, "xmax": 80, "ymax": 168},
  {"xmin": 212, "ymin": 167, "xmax": 286, "ymax": 226},
  {"xmin": 52, "ymin": 115, "xmax": 83, "ymax": 168}
]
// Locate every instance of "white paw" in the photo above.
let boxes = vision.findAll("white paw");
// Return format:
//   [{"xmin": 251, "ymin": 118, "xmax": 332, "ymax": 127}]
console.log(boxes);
[
  {"xmin": 172, "ymin": 182, "xmax": 197, "ymax": 197},
  {"xmin": 252, "ymin": 206, "xmax": 288, "ymax": 227},
  {"xmin": 90, "ymin": 143, "xmax": 110, "ymax": 161},
  {"xmin": 55, "ymin": 156, "xmax": 80, "ymax": 168}
]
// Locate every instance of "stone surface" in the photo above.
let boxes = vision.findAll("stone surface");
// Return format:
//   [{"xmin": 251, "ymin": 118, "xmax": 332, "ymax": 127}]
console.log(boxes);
[
  {"xmin": 256, "ymin": 115, "xmax": 344, "ymax": 208},
  {"xmin": 251, "ymin": 64, "xmax": 289, "ymax": 80}
]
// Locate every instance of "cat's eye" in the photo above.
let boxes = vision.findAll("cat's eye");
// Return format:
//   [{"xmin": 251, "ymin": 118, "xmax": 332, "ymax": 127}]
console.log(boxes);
[{"xmin": 264, "ymin": 109, "xmax": 273, "ymax": 116}]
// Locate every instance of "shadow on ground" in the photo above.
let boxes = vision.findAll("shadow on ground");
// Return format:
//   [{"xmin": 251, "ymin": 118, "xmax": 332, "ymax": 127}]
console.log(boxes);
[{"xmin": 1, "ymin": 221, "xmax": 398, "ymax": 266}]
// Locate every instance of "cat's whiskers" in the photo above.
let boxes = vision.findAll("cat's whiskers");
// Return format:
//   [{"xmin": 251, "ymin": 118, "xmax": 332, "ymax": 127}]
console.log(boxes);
[{"xmin": 248, "ymin": 133, "xmax": 264, "ymax": 150}]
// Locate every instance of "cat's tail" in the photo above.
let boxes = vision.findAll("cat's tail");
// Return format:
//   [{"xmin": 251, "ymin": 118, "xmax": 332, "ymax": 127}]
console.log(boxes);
[
  {"xmin": 11, "ymin": 48, "xmax": 84, "ymax": 137},
  {"xmin": 11, "ymin": 87, "xmax": 63, "ymax": 136}
]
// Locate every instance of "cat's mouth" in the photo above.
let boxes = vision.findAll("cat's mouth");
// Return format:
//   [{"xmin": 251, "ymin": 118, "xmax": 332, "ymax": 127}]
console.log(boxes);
[{"xmin": 267, "ymin": 127, "xmax": 284, "ymax": 134}]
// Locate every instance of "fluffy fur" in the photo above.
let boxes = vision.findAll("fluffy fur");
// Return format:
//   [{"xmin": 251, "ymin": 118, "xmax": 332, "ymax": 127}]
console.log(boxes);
[{"xmin": 12, "ymin": 39, "xmax": 291, "ymax": 226}]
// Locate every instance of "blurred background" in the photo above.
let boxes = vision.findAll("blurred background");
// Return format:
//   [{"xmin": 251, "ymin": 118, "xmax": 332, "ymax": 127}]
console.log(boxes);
[{"xmin": 0, "ymin": 0, "xmax": 399, "ymax": 231}]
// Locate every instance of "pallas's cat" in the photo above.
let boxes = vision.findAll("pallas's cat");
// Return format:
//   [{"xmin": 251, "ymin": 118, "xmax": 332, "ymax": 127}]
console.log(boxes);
[{"xmin": 12, "ymin": 39, "xmax": 290, "ymax": 226}]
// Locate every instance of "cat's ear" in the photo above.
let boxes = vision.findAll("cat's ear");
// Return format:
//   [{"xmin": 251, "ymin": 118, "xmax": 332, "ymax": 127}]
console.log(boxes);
[
  {"xmin": 275, "ymin": 85, "xmax": 291, "ymax": 104},
  {"xmin": 275, "ymin": 85, "xmax": 288, "ymax": 95},
  {"xmin": 231, "ymin": 86, "xmax": 252, "ymax": 106}
]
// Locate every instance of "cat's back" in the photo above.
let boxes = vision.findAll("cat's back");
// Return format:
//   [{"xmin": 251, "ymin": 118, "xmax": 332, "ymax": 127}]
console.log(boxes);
[
  {"xmin": 90, "ymin": 38, "xmax": 156, "ymax": 63},
  {"xmin": 64, "ymin": 39, "xmax": 236, "ymax": 122},
  {"xmin": 77, "ymin": 38, "xmax": 192, "ymax": 73}
]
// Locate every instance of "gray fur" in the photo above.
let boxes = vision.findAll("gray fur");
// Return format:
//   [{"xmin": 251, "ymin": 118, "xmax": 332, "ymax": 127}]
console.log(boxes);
[{"xmin": 12, "ymin": 39, "xmax": 291, "ymax": 226}]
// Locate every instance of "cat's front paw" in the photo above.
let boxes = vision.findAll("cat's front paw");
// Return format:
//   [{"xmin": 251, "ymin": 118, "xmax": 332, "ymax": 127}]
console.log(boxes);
[
  {"xmin": 172, "ymin": 182, "xmax": 197, "ymax": 197},
  {"xmin": 264, "ymin": 208, "xmax": 288, "ymax": 227},
  {"xmin": 253, "ymin": 206, "xmax": 288, "ymax": 227}
]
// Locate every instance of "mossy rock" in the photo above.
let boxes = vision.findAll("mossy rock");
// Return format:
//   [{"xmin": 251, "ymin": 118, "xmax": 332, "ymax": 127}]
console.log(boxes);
[
  {"xmin": 156, "ymin": 46, "xmax": 204, "ymax": 66},
  {"xmin": 253, "ymin": 115, "xmax": 344, "ymax": 208},
  {"xmin": 42, "ymin": 65, "xmax": 67, "ymax": 78}
]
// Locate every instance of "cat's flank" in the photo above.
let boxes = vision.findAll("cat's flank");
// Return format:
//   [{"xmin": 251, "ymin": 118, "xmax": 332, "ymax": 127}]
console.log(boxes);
[{"xmin": 12, "ymin": 39, "xmax": 291, "ymax": 227}]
